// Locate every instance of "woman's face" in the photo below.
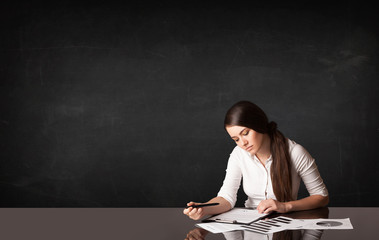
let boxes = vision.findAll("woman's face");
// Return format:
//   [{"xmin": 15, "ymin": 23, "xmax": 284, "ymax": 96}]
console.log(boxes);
[{"xmin": 226, "ymin": 125, "xmax": 265, "ymax": 156}]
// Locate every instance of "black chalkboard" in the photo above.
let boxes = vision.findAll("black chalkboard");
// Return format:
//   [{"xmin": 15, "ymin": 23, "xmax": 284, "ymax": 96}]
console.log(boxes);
[{"xmin": 1, "ymin": 2, "xmax": 378, "ymax": 207}]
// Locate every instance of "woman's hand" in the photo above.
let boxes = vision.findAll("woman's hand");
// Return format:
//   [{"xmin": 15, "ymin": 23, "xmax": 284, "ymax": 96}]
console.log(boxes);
[
  {"xmin": 257, "ymin": 199, "xmax": 289, "ymax": 214},
  {"xmin": 185, "ymin": 227, "xmax": 208, "ymax": 240},
  {"xmin": 183, "ymin": 202, "xmax": 206, "ymax": 220},
  {"xmin": 258, "ymin": 195, "xmax": 329, "ymax": 214}
]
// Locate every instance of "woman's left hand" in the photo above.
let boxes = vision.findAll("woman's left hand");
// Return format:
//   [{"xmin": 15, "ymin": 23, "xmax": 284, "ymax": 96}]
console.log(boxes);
[{"xmin": 257, "ymin": 199, "xmax": 289, "ymax": 214}]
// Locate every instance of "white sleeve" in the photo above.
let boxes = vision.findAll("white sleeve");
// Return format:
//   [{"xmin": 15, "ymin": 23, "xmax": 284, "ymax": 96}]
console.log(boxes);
[
  {"xmin": 292, "ymin": 144, "xmax": 329, "ymax": 197},
  {"xmin": 217, "ymin": 152, "xmax": 242, "ymax": 208}
]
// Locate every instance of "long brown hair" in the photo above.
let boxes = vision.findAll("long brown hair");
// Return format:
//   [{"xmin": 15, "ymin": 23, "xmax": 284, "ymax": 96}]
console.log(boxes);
[{"xmin": 224, "ymin": 101, "xmax": 293, "ymax": 202}]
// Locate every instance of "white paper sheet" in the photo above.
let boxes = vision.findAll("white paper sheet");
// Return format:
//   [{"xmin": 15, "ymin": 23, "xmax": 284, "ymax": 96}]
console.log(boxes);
[
  {"xmin": 287, "ymin": 218, "xmax": 354, "ymax": 230},
  {"xmin": 197, "ymin": 216, "xmax": 353, "ymax": 234},
  {"xmin": 242, "ymin": 217, "xmax": 353, "ymax": 234},
  {"xmin": 205, "ymin": 208, "xmax": 268, "ymax": 224}
]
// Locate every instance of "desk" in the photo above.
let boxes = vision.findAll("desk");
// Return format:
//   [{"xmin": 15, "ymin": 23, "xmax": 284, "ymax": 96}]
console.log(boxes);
[{"xmin": 0, "ymin": 207, "xmax": 377, "ymax": 239}]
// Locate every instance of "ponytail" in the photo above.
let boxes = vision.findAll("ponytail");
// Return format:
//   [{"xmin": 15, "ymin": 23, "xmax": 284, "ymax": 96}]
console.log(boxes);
[{"xmin": 268, "ymin": 121, "xmax": 293, "ymax": 202}]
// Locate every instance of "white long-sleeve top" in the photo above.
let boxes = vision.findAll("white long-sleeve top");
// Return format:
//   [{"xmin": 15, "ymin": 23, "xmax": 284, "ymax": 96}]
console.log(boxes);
[{"xmin": 217, "ymin": 139, "xmax": 328, "ymax": 208}]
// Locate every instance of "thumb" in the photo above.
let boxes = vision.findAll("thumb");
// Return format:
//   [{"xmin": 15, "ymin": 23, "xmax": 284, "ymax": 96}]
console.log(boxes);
[{"xmin": 187, "ymin": 201, "xmax": 200, "ymax": 207}]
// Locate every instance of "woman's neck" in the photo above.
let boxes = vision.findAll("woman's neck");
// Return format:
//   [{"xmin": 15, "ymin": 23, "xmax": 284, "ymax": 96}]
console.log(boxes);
[{"xmin": 255, "ymin": 134, "xmax": 271, "ymax": 164}]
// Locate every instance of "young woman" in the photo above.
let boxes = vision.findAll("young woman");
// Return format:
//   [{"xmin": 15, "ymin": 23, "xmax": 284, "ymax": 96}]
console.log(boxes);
[{"xmin": 183, "ymin": 101, "xmax": 329, "ymax": 220}]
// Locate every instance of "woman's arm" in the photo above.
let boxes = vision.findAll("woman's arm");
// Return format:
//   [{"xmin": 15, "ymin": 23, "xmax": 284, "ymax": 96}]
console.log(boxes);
[
  {"xmin": 260, "ymin": 142, "xmax": 329, "ymax": 214},
  {"xmin": 257, "ymin": 195, "xmax": 329, "ymax": 214},
  {"xmin": 183, "ymin": 196, "xmax": 232, "ymax": 220},
  {"xmin": 284, "ymin": 194, "xmax": 329, "ymax": 212}
]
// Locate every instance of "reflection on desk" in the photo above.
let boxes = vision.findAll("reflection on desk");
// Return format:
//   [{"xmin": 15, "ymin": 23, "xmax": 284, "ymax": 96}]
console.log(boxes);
[
  {"xmin": 0, "ymin": 207, "xmax": 377, "ymax": 240},
  {"xmin": 186, "ymin": 228, "xmax": 324, "ymax": 240},
  {"xmin": 185, "ymin": 207, "xmax": 329, "ymax": 240},
  {"xmin": 224, "ymin": 229, "xmax": 323, "ymax": 240}
]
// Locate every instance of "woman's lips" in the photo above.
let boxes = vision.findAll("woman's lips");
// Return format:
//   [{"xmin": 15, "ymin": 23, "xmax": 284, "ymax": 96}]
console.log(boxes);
[{"xmin": 246, "ymin": 146, "xmax": 253, "ymax": 151}]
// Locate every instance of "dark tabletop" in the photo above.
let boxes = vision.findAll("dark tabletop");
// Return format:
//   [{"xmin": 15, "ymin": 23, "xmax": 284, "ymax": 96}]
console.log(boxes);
[{"xmin": 0, "ymin": 207, "xmax": 377, "ymax": 239}]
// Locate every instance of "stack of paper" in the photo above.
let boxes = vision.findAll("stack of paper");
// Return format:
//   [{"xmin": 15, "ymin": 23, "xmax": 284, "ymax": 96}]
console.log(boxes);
[{"xmin": 196, "ymin": 215, "xmax": 353, "ymax": 234}]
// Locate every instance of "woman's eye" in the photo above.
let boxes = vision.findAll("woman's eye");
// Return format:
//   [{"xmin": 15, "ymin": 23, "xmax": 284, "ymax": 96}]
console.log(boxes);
[{"xmin": 243, "ymin": 131, "xmax": 249, "ymax": 136}]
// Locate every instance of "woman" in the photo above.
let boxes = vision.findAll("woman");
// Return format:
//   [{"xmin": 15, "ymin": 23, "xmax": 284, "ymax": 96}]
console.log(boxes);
[{"xmin": 183, "ymin": 101, "xmax": 329, "ymax": 220}]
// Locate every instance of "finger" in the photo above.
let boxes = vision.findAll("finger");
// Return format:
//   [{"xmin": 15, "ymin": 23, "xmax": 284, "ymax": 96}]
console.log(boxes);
[
  {"xmin": 257, "ymin": 203, "xmax": 266, "ymax": 214},
  {"xmin": 189, "ymin": 208, "xmax": 203, "ymax": 220},
  {"xmin": 184, "ymin": 204, "xmax": 195, "ymax": 214},
  {"xmin": 187, "ymin": 235, "xmax": 197, "ymax": 240},
  {"xmin": 183, "ymin": 207, "xmax": 192, "ymax": 215},
  {"xmin": 187, "ymin": 201, "xmax": 199, "ymax": 207},
  {"xmin": 186, "ymin": 231, "xmax": 198, "ymax": 240},
  {"xmin": 258, "ymin": 207, "xmax": 267, "ymax": 214},
  {"xmin": 189, "ymin": 207, "xmax": 198, "ymax": 216},
  {"xmin": 258, "ymin": 202, "xmax": 271, "ymax": 214},
  {"xmin": 191, "ymin": 230, "xmax": 202, "ymax": 239},
  {"xmin": 184, "ymin": 233, "xmax": 193, "ymax": 240},
  {"xmin": 257, "ymin": 199, "xmax": 268, "ymax": 210},
  {"xmin": 193, "ymin": 208, "xmax": 203, "ymax": 219},
  {"xmin": 262, "ymin": 207, "xmax": 271, "ymax": 214}
]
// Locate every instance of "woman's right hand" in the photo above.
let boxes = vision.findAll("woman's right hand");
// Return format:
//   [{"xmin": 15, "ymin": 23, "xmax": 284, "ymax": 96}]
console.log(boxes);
[
  {"xmin": 185, "ymin": 227, "xmax": 208, "ymax": 240},
  {"xmin": 183, "ymin": 202, "xmax": 206, "ymax": 220}
]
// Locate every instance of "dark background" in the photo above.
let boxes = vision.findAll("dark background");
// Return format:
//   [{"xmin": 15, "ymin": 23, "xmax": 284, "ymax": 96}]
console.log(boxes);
[{"xmin": 1, "ymin": 1, "xmax": 378, "ymax": 207}]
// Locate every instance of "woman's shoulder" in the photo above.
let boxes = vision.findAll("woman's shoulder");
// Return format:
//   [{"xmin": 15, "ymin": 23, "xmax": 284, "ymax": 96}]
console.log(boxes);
[
  {"xmin": 286, "ymin": 138, "xmax": 314, "ymax": 169},
  {"xmin": 287, "ymin": 138, "xmax": 309, "ymax": 156}
]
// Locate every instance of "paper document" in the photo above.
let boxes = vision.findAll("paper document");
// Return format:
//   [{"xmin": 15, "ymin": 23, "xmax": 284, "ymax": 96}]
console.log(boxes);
[
  {"xmin": 204, "ymin": 208, "xmax": 269, "ymax": 224},
  {"xmin": 288, "ymin": 218, "xmax": 353, "ymax": 230},
  {"xmin": 197, "ymin": 216, "xmax": 353, "ymax": 234},
  {"xmin": 242, "ymin": 217, "xmax": 353, "ymax": 234}
]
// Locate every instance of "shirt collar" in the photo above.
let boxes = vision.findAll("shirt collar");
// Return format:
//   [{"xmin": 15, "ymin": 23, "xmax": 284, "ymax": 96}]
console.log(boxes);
[
  {"xmin": 246, "ymin": 150, "xmax": 272, "ymax": 162},
  {"xmin": 252, "ymin": 154, "xmax": 273, "ymax": 163}
]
